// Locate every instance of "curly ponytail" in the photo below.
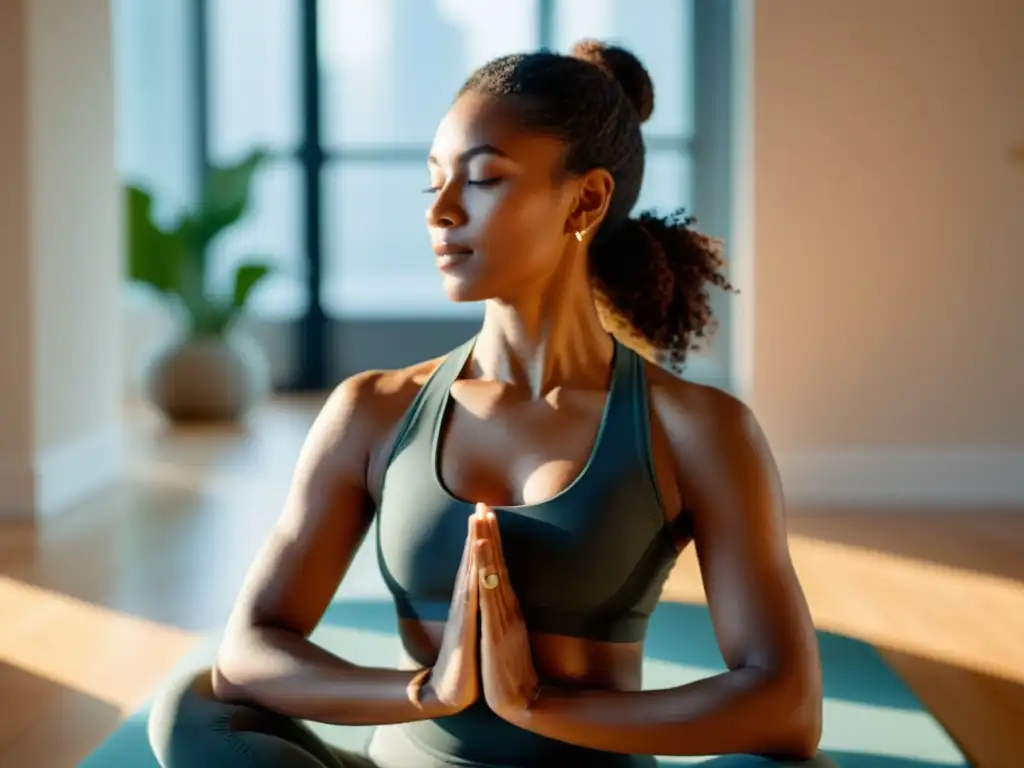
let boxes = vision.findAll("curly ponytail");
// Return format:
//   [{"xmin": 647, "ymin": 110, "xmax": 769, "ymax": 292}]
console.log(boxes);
[
  {"xmin": 460, "ymin": 40, "xmax": 736, "ymax": 371},
  {"xmin": 590, "ymin": 210, "xmax": 734, "ymax": 371}
]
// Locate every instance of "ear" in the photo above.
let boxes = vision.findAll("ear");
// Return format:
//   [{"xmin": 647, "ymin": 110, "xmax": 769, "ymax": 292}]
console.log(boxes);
[{"xmin": 566, "ymin": 168, "xmax": 615, "ymax": 241}]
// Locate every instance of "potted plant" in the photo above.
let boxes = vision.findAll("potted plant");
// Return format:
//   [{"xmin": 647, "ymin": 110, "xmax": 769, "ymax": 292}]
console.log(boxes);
[{"xmin": 125, "ymin": 149, "xmax": 275, "ymax": 423}]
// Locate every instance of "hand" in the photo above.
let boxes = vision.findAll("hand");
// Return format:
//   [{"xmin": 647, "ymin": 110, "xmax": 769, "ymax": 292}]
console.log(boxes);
[
  {"xmin": 420, "ymin": 511, "xmax": 480, "ymax": 714},
  {"xmin": 475, "ymin": 503, "xmax": 542, "ymax": 718}
]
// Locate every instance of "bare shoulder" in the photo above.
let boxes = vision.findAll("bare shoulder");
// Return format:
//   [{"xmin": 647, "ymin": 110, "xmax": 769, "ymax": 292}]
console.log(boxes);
[
  {"xmin": 642, "ymin": 362, "xmax": 777, "ymax": 513},
  {"xmin": 644, "ymin": 362, "xmax": 763, "ymax": 455},
  {"xmin": 316, "ymin": 356, "xmax": 447, "ymax": 498},
  {"xmin": 327, "ymin": 356, "xmax": 445, "ymax": 435}
]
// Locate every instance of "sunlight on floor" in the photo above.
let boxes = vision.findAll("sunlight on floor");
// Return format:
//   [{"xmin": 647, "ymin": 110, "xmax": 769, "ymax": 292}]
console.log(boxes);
[
  {"xmin": 0, "ymin": 576, "xmax": 196, "ymax": 713},
  {"xmin": 665, "ymin": 532, "xmax": 1024, "ymax": 687}
]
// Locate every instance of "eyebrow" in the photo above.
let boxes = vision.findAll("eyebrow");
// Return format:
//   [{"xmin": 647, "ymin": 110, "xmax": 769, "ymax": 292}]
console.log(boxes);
[{"xmin": 426, "ymin": 144, "xmax": 510, "ymax": 166}]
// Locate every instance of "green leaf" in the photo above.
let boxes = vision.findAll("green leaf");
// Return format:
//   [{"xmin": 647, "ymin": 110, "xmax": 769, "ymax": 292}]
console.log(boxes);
[
  {"xmin": 232, "ymin": 261, "xmax": 273, "ymax": 309},
  {"xmin": 175, "ymin": 250, "xmax": 215, "ymax": 333},
  {"xmin": 122, "ymin": 148, "xmax": 276, "ymax": 339},
  {"xmin": 125, "ymin": 186, "xmax": 184, "ymax": 294},
  {"xmin": 189, "ymin": 304, "xmax": 235, "ymax": 337},
  {"xmin": 190, "ymin": 149, "xmax": 267, "ymax": 251}
]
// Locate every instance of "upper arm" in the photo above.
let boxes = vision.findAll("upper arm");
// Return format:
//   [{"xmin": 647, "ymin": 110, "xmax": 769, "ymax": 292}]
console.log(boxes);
[
  {"xmin": 222, "ymin": 372, "xmax": 387, "ymax": 641},
  {"xmin": 656, "ymin": 385, "xmax": 822, "ymax": 702}
]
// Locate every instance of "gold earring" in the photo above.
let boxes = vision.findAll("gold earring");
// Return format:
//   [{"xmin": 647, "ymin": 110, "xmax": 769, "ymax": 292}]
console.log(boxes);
[{"xmin": 575, "ymin": 230, "xmax": 584, "ymax": 242}]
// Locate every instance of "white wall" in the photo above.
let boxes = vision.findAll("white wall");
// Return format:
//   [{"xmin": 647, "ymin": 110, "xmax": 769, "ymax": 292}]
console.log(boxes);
[
  {"xmin": 0, "ymin": 0, "xmax": 36, "ymax": 511},
  {"xmin": 0, "ymin": 0, "xmax": 123, "ymax": 517},
  {"xmin": 741, "ymin": 0, "xmax": 1024, "ymax": 506}
]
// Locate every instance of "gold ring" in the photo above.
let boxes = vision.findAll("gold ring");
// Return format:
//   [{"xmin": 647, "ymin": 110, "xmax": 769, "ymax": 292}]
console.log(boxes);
[{"xmin": 481, "ymin": 572, "xmax": 499, "ymax": 590}]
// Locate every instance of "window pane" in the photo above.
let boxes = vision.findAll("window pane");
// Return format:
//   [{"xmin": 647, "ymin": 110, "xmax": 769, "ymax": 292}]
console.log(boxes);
[
  {"xmin": 319, "ymin": 0, "xmax": 540, "ymax": 148},
  {"xmin": 207, "ymin": 0, "xmax": 301, "ymax": 161},
  {"xmin": 321, "ymin": 162, "xmax": 483, "ymax": 319},
  {"xmin": 553, "ymin": 0, "xmax": 693, "ymax": 137},
  {"xmin": 207, "ymin": 161, "xmax": 308, "ymax": 320},
  {"xmin": 112, "ymin": 0, "xmax": 198, "ymax": 219},
  {"xmin": 635, "ymin": 150, "xmax": 693, "ymax": 219}
]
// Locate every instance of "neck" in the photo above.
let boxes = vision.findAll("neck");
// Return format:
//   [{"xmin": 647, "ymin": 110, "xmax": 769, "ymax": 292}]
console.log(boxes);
[{"xmin": 472, "ymin": 253, "xmax": 614, "ymax": 398}]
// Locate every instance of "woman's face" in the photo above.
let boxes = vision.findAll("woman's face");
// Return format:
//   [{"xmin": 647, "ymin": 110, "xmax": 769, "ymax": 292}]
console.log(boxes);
[{"xmin": 424, "ymin": 92, "xmax": 579, "ymax": 303}]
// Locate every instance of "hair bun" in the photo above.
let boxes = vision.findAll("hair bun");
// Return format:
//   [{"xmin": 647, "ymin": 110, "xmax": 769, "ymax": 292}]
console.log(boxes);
[{"xmin": 570, "ymin": 39, "xmax": 654, "ymax": 123}]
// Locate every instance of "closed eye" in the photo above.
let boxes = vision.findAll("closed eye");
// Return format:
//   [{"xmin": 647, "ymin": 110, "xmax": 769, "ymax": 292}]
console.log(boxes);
[{"xmin": 422, "ymin": 177, "xmax": 504, "ymax": 194}]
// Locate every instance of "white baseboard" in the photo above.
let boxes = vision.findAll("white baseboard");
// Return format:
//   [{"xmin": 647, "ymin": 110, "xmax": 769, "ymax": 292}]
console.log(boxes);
[
  {"xmin": 0, "ymin": 425, "xmax": 124, "ymax": 519},
  {"xmin": 778, "ymin": 448, "xmax": 1024, "ymax": 509}
]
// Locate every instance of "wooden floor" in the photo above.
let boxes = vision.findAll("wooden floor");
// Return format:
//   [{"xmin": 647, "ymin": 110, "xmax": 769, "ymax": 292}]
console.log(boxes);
[{"xmin": 0, "ymin": 397, "xmax": 1022, "ymax": 767}]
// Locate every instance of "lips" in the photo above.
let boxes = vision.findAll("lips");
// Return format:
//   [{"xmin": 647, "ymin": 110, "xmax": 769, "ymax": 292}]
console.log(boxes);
[
  {"xmin": 432, "ymin": 243, "xmax": 474, "ymax": 256},
  {"xmin": 433, "ymin": 242, "xmax": 474, "ymax": 273}
]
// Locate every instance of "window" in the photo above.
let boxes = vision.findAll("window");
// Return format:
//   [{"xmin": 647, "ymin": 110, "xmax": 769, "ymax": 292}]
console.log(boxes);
[
  {"xmin": 318, "ymin": 0, "xmax": 540, "ymax": 318},
  {"xmin": 318, "ymin": 0, "xmax": 695, "ymax": 318},
  {"xmin": 205, "ymin": 0, "xmax": 307, "ymax": 319},
  {"xmin": 111, "ymin": 0, "xmax": 198, "ymax": 224},
  {"xmin": 319, "ymin": 0, "xmax": 540, "ymax": 148},
  {"xmin": 120, "ymin": 0, "xmax": 727, "ymax": 388},
  {"xmin": 555, "ymin": 0, "xmax": 694, "ymax": 219}
]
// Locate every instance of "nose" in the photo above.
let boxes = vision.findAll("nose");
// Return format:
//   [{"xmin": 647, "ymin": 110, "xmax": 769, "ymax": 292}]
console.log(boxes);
[{"xmin": 425, "ymin": 182, "xmax": 468, "ymax": 229}]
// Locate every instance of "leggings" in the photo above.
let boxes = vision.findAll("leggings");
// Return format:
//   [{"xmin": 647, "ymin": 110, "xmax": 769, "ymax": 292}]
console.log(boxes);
[
  {"xmin": 148, "ymin": 668, "xmax": 464, "ymax": 767},
  {"xmin": 148, "ymin": 668, "xmax": 659, "ymax": 768}
]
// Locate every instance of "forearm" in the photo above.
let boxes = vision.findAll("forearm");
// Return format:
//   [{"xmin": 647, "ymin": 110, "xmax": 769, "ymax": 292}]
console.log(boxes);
[
  {"xmin": 212, "ymin": 626, "xmax": 450, "ymax": 725},
  {"xmin": 508, "ymin": 667, "xmax": 820, "ymax": 759}
]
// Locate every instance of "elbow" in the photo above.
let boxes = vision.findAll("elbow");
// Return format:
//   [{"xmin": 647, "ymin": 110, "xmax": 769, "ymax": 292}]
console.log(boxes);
[
  {"xmin": 210, "ymin": 661, "xmax": 244, "ymax": 703},
  {"xmin": 211, "ymin": 630, "xmax": 258, "ymax": 703},
  {"xmin": 780, "ymin": 711, "xmax": 822, "ymax": 762},
  {"xmin": 771, "ymin": 666, "xmax": 823, "ymax": 760}
]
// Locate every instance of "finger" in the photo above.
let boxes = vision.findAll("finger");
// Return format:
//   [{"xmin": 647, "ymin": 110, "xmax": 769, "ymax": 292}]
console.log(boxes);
[
  {"xmin": 484, "ymin": 510, "xmax": 507, "ymax": 568},
  {"xmin": 453, "ymin": 512, "xmax": 481, "ymax": 617},
  {"xmin": 455, "ymin": 507, "xmax": 480, "ymax": 582},
  {"xmin": 483, "ymin": 507, "xmax": 501, "ymax": 548},
  {"xmin": 475, "ymin": 512, "xmax": 501, "ymax": 604},
  {"xmin": 482, "ymin": 514, "xmax": 523, "ymax": 628},
  {"xmin": 476, "ymin": 539, "xmax": 499, "ymax": 634},
  {"xmin": 455, "ymin": 523, "xmax": 472, "ymax": 583},
  {"xmin": 476, "ymin": 536, "xmax": 495, "ymax": 589},
  {"xmin": 464, "ymin": 530, "xmax": 479, "ymax": 631},
  {"xmin": 484, "ymin": 510, "xmax": 514, "ymax": 591},
  {"xmin": 476, "ymin": 506, "xmax": 517, "ymax": 625},
  {"xmin": 480, "ymin": 539, "xmax": 515, "ymax": 639},
  {"xmin": 473, "ymin": 503, "xmax": 489, "ymax": 544}
]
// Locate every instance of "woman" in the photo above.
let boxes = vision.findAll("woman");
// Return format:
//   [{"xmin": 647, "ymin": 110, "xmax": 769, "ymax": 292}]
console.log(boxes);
[{"xmin": 149, "ymin": 40, "xmax": 823, "ymax": 767}]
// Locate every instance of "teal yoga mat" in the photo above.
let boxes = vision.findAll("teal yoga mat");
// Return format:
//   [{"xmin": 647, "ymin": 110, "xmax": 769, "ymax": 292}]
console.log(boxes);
[{"xmin": 79, "ymin": 598, "xmax": 971, "ymax": 767}]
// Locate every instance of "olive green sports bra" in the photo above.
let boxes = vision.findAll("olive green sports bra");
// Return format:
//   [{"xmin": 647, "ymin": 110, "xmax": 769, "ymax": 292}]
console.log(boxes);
[{"xmin": 375, "ymin": 335, "xmax": 680, "ymax": 643}]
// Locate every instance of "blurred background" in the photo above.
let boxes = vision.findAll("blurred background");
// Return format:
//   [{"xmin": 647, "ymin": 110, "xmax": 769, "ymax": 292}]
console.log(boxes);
[
  {"xmin": 0, "ymin": 1, "xmax": 1022, "ymax": 766},
  {"xmin": 116, "ymin": 0, "xmax": 729, "ymax": 391}
]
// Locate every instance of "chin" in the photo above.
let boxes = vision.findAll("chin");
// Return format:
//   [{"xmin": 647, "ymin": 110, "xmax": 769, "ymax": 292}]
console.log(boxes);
[
  {"xmin": 441, "ymin": 278, "xmax": 491, "ymax": 304},
  {"xmin": 439, "ymin": 266, "xmax": 496, "ymax": 303}
]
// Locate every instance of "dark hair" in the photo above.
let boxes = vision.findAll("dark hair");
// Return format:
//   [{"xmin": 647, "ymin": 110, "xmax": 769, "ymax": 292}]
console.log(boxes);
[{"xmin": 459, "ymin": 40, "xmax": 736, "ymax": 371}]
